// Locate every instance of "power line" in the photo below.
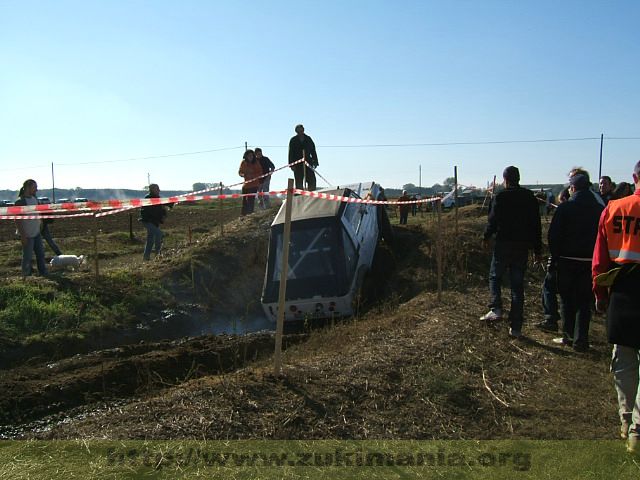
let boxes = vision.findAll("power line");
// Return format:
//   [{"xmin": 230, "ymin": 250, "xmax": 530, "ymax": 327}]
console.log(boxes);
[
  {"xmin": 256, "ymin": 137, "xmax": 604, "ymax": 149},
  {"xmin": 1, "ymin": 135, "xmax": 638, "ymax": 173},
  {"xmin": 57, "ymin": 145, "xmax": 244, "ymax": 166},
  {"xmin": 0, "ymin": 145, "xmax": 244, "ymax": 172}
]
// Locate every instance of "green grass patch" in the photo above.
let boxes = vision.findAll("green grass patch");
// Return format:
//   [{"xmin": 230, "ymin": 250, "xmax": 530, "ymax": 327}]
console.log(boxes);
[
  {"xmin": 0, "ymin": 271, "xmax": 173, "ymax": 342},
  {"xmin": 0, "ymin": 440, "xmax": 636, "ymax": 479}
]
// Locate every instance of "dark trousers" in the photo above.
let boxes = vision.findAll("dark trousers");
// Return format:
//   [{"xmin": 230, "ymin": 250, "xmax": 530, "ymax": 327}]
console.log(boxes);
[
  {"xmin": 541, "ymin": 269, "xmax": 560, "ymax": 324},
  {"xmin": 241, "ymin": 187, "xmax": 258, "ymax": 215},
  {"xmin": 557, "ymin": 259, "xmax": 593, "ymax": 348},
  {"xmin": 292, "ymin": 164, "xmax": 316, "ymax": 191},
  {"xmin": 399, "ymin": 208, "xmax": 409, "ymax": 224},
  {"xmin": 489, "ymin": 241, "xmax": 528, "ymax": 331},
  {"xmin": 41, "ymin": 223, "xmax": 62, "ymax": 256}
]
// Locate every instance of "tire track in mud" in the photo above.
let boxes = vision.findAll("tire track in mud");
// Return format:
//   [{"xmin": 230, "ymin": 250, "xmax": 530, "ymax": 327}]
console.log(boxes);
[{"xmin": 0, "ymin": 333, "xmax": 307, "ymax": 435}]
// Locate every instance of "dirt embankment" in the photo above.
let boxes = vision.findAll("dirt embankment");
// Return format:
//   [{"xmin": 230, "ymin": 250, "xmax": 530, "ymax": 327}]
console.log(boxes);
[{"xmin": 0, "ymin": 206, "xmax": 619, "ymax": 441}]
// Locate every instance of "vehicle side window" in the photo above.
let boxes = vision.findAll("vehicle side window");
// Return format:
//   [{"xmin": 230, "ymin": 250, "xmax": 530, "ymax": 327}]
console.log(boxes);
[
  {"xmin": 343, "ymin": 202, "xmax": 359, "ymax": 230},
  {"xmin": 342, "ymin": 229, "xmax": 358, "ymax": 280},
  {"xmin": 343, "ymin": 194, "xmax": 366, "ymax": 234}
]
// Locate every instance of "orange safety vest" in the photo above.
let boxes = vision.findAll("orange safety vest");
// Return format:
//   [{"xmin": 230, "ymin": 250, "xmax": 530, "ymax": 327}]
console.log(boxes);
[{"xmin": 603, "ymin": 193, "xmax": 640, "ymax": 263}]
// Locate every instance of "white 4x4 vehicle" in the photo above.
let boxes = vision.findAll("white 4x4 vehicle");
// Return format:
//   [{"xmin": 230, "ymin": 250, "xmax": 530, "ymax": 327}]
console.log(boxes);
[{"xmin": 261, "ymin": 182, "xmax": 391, "ymax": 323}]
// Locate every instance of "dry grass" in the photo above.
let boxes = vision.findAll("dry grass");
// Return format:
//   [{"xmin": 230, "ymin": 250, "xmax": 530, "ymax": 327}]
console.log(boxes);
[{"xmin": 7, "ymin": 204, "xmax": 618, "ymax": 442}]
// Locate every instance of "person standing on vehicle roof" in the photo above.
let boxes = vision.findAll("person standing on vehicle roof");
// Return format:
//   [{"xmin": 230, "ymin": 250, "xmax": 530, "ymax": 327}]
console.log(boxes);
[{"xmin": 288, "ymin": 124, "xmax": 318, "ymax": 191}]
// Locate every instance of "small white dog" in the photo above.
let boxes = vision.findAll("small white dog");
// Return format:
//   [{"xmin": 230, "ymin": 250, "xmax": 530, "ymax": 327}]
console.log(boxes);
[{"xmin": 50, "ymin": 254, "xmax": 85, "ymax": 271}]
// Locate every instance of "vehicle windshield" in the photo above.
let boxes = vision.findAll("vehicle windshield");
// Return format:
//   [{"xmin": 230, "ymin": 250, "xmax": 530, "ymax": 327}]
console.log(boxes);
[
  {"xmin": 263, "ymin": 219, "xmax": 358, "ymax": 302},
  {"xmin": 273, "ymin": 226, "xmax": 335, "ymax": 281}
]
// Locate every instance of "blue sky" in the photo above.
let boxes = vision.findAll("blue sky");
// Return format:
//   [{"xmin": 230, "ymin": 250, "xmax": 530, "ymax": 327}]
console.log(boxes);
[{"xmin": 1, "ymin": 0, "xmax": 638, "ymax": 192}]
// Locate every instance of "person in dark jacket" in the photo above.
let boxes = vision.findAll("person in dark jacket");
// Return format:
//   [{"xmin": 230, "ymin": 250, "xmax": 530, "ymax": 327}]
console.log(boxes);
[
  {"xmin": 613, "ymin": 181, "xmax": 634, "ymax": 200},
  {"xmin": 397, "ymin": 190, "xmax": 411, "ymax": 225},
  {"xmin": 599, "ymin": 175, "xmax": 615, "ymax": 205},
  {"xmin": 537, "ymin": 187, "xmax": 571, "ymax": 332},
  {"xmin": 481, "ymin": 166, "xmax": 542, "ymax": 338},
  {"xmin": 140, "ymin": 184, "xmax": 168, "ymax": 261},
  {"xmin": 547, "ymin": 172, "xmax": 604, "ymax": 350},
  {"xmin": 255, "ymin": 147, "xmax": 275, "ymax": 209},
  {"xmin": 288, "ymin": 124, "xmax": 318, "ymax": 191}
]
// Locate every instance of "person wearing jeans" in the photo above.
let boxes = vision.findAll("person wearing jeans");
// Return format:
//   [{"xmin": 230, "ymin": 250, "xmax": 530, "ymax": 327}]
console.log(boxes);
[
  {"xmin": 14, "ymin": 179, "xmax": 48, "ymax": 276},
  {"xmin": 481, "ymin": 166, "xmax": 541, "ymax": 338},
  {"xmin": 140, "ymin": 184, "xmax": 168, "ymax": 261},
  {"xmin": 487, "ymin": 241, "xmax": 528, "ymax": 333},
  {"xmin": 489, "ymin": 241, "xmax": 529, "ymax": 332},
  {"xmin": 41, "ymin": 220, "xmax": 62, "ymax": 256}
]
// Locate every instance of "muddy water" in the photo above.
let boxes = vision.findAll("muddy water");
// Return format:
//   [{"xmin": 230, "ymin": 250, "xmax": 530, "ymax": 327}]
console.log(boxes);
[
  {"xmin": 0, "ymin": 305, "xmax": 274, "ymax": 369},
  {"xmin": 131, "ymin": 305, "xmax": 274, "ymax": 340}
]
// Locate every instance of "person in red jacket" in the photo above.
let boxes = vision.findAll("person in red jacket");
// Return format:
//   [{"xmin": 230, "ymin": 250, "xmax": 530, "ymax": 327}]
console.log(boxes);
[
  {"xmin": 238, "ymin": 149, "xmax": 263, "ymax": 215},
  {"xmin": 592, "ymin": 160, "xmax": 640, "ymax": 452}
]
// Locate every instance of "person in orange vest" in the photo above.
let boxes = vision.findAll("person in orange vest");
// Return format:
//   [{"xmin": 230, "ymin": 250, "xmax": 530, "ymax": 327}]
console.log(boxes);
[{"xmin": 592, "ymin": 159, "xmax": 640, "ymax": 453}]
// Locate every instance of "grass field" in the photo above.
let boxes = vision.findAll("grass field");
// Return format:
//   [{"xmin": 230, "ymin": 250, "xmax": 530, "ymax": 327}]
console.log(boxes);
[{"xmin": 0, "ymin": 200, "xmax": 634, "ymax": 479}]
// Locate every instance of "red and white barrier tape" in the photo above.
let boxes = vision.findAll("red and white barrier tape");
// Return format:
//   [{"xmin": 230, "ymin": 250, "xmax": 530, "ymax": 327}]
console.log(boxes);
[
  {"xmin": 292, "ymin": 189, "xmax": 441, "ymax": 205},
  {"xmin": 0, "ymin": 187, "xmax": 443, "ymax": 220},
  {"xmin": 0, "ymin": 212, "xmax": 96, "ymax": 220},
  {"xmin": 0, "ymin": 191, "xmax": 289, "ymax": 219}
]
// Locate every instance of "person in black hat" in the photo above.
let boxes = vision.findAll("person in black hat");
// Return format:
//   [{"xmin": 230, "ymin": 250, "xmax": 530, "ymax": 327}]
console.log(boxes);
[
  {"xmin": 481, "ymin": 166, "xmax": 542, "ymax": 338},
  {"xmin": 288, "ymin": 124, "xmax": 318, "ymax": 191}
]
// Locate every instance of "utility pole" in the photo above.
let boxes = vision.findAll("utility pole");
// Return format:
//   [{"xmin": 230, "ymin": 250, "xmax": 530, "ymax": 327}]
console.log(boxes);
[
  {"xmin": 51, "ymin": 162, "xmax": 56, "ymax": 203},
  {"xmin": 147, "ymin": 173, "xmax": 151, "ymax": 186},
  {"xmin": 598, "ymin": 133, "xmax": 604, "ymax": 181},
  {"xmin": 419, "ymin": 164, "xmax": 423, "ymax": 217},
  {"xmin": 245, "ymin": 141, "xmax": 248, "ymax": 152},
  {"xmin": 454, "ymin": 165, "xmax": 459, "ymax": 238}
]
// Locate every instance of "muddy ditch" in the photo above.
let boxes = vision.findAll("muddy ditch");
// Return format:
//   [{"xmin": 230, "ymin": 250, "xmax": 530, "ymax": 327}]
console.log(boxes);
[
  {"xmin": 0, "ymin": 332, "xmax": 307, "ymax": 435},
  {"xmin": 0, "ymin": 304, "xmax": 273, "ymax": 369}
]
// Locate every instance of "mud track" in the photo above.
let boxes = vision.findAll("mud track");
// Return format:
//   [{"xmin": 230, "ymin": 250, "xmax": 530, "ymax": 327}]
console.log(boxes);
[{"xmin": 0, "ymin": 332, "xmax": 306, "ymax": 435}]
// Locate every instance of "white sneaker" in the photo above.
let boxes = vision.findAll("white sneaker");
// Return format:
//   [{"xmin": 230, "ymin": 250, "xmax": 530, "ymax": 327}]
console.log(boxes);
[
  {"xmin": 480, "ymin": 309, "xmax": 503, "ymax": 321},
  {"xmin": 509, "ymin": 328, "xmax": 523, "ymax": 339},
  {"xmin": 621, "ymin": 421, "xmax": 630, "ymax": 440}
]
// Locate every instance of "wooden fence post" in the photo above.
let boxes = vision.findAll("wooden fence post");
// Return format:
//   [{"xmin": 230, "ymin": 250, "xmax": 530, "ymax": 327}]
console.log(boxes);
[
  {"xmin": 436, "ymin": 199, "xmax": 443, "ymax": 301},
  {"xmin": 274, "ymin": 178, "xmax": 294, "ymax": 376},
  {"xmin": 219, "ymin": 182, "xmax": 224, "ymax": 237},
  {"xmin": 93, "ymin": 214, "xmax": 99, "ymax": 279}
]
